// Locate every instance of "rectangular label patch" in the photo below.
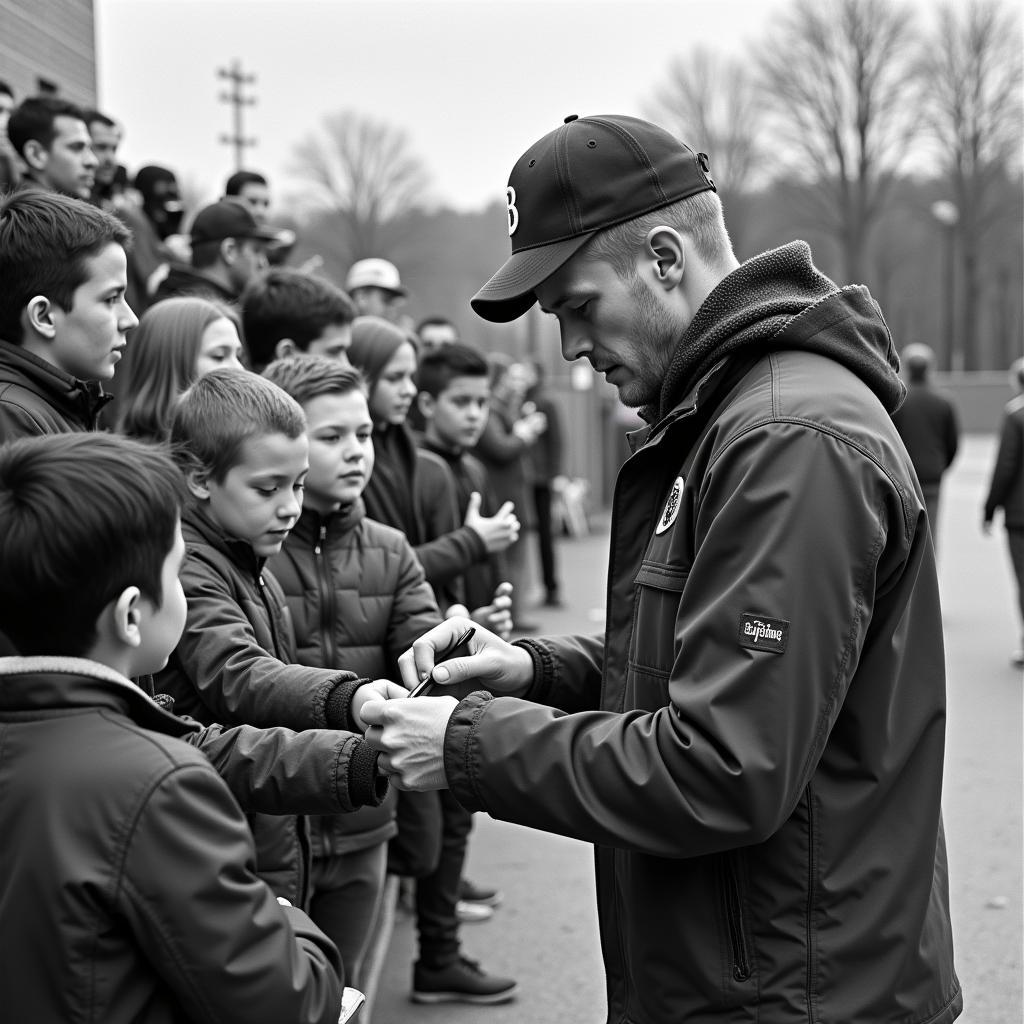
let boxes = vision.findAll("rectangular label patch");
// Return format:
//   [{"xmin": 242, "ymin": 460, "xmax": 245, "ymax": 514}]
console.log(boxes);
[{"xmin": 737, "ymin": 613, "xmax": 789, "ymax": 654}]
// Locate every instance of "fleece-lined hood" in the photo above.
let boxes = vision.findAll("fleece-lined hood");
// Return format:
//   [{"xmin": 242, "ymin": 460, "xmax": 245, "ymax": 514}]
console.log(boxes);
[{"xmin": 645, "ymin": 241, "xmax": 904, "ymax": 424}]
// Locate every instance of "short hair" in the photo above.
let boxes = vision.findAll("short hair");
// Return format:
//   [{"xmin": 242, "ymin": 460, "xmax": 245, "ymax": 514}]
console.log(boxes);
[
  {"xmin": 263, "ymin": 356, "xmax": 366, "ymax": 408},
  {"xmin": 7, "ymin": 95, "xmax": 87, "ymax": 159},
  {"xmin": 582, "ymin": 191, "xmax": 733, "ymax": 279},
  {"xmin": 225, "ymin": 170, "xmax": 268, "ymax": 196},
  {"xmin": 242, "ymin": 268, "xmax": 357, "ymax": 371},
  {"xmin": 0, "ymin": 190, "xmax": 131, "ymax": 344},
  {"xmin": 0, "ymin": 433, "xmax": 185, "ymax": 657},
  {"xmin": 417, "ymin": 342, "xmax": 490, "ymax": 399},
  {"xmin": 82, "ymin": 108, "xmax": 117, "ymax": 130},
  {"xmin": 116, "ymin": 297, "xmax": 242, "ymax": 443},
  {"xmin": 170, "ymin": 368, "xmax": 306, "ymax": 483},
  {"xmin": 417, "ymin": 316, "xmax": 458, "ymax": 338}
]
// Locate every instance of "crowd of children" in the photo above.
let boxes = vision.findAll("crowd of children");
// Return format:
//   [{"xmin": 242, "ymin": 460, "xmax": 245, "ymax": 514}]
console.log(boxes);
[{"xmin": 0, "ymin": 186, "xmax": 540, "ymax": 1019}]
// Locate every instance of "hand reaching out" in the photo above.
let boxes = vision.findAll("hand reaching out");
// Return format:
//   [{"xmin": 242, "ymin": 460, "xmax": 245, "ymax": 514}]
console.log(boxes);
[{"xmin": 464, "ymin": 491, "xmax": 520, "ymax": 554}]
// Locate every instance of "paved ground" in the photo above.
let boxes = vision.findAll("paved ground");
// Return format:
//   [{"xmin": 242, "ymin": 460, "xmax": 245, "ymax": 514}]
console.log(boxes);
[{"xmin": 370, "ymin": 435, "xmax": 1022, "ymax": 1024}]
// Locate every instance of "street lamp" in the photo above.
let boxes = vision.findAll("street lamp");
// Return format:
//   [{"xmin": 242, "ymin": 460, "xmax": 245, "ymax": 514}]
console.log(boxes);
[{"xmin": 931, "ymin": 200, "xmax": 959, "ymax": 372}]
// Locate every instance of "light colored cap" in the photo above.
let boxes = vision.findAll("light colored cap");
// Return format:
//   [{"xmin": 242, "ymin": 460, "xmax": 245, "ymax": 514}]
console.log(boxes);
[{"xmin": 345, "ymin": 258, "xmax": 407, "ymax": 296}]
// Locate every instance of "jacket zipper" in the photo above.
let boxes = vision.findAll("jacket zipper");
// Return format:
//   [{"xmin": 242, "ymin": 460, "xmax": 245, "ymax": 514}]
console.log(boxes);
[
  {"xmin": 314, "ymin": 524, "xmax": 341, "ymax": 669},
  {"xmin": 722, "ymin": 852, "xmax": 752, "ymax": 982}
]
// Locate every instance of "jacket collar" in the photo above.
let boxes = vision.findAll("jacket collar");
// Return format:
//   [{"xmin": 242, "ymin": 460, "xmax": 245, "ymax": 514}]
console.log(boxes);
[
  {"xmin": 182, "ymin": 501, "xmax": 264, "ymax": 578},
  {"xmin": 0, "ymin": 339, "xmax": 112, "ymax": 428},
  {"xmin": 289, "ymin": 500, "xmax": 364, "ymax": 546},
  {"xmin": 0, "ymin": 655, "xmax": 196, "ymax": 735}
]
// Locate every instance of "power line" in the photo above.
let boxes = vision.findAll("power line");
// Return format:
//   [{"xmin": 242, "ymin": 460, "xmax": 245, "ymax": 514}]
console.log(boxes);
[{"xmin": 217, "ymin": 59, "xmax": 257, "ymax": 172}]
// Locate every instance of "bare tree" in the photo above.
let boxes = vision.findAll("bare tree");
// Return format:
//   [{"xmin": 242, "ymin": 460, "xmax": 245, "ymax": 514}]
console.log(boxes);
[
  {"xmin": 919, "ymin": 0, "xmax": 1023, "ymax": 370},
  {"xmin": 290, "ymin": 111, "xmax": 431, "ymax": 261},
  {"xmin": 757, "ymin": 0, "xmax": 921, "ymax": 284},
  {"xmin": 646, "ymin": 45, "xmax": 765, "ymax": 254}
]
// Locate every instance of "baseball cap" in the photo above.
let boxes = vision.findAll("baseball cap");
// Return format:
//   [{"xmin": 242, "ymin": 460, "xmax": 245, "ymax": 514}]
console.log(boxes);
[
  {"xmin": 345, "ymin": 258, "xmax": 407, "ymax": 297},
  {"xmin": 471, "ymin": 114, "xmax": 717, "ymax": 323},
  {"xmin": 189, "ymin": 200, "xmax": 279, "ymax": 245}
]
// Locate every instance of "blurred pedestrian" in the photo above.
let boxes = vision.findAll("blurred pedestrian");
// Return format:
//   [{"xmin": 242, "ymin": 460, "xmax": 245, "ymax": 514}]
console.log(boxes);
[
  {"xmin": 345, "ymin": 258, "xmax": 407, "ymax": 323},
  {"xmin": 153, "ymin": 199, "xmax": 276, "ymax": 303},
  {"xmin": 363, "ymin": 113, "xmax": 960, "ymax": 1024},
  {"xmin": 225, "ymin": 169, "xmax": 271, "ymax": 222},
  {"xmin": 83, "ymin": 108, "xmax": 123, "ymax": 208},
  {"xmin": 982, "ymin": 356, "xmax": 1024, "ymax": 669},
  {"xmin": 892, "ymin": 343, "xmax": 959, "ymax": 550},
  {"xmin": 7, "ymin": 96, "xmax": 96, "ymax": 199},
  {"xmin": 417, "ymin": 316, "xmax": 460, "ymax": 353},
  {"xmin": 0, "ymin": 81, "xmax": 20, "ymax": 193}
]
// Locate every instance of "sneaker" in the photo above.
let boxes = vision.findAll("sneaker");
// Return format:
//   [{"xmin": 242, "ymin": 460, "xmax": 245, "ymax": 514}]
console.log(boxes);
[
  {"xmin": 458, "ymin": 876, "xmax": 504, "ymax": 908},
  {"xmin": 455, "ymin": 899, "xmax": 494, "ymax": 923},
  {"xmin": 412, "ymin": 955, "xmax": 518, "ymax": 1004}
]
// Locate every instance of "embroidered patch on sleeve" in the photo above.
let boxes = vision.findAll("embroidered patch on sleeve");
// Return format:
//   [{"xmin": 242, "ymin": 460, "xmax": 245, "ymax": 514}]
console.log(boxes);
[{"xmin": 737, "ymin": 613, "xmax": 789, "ymax": 654}]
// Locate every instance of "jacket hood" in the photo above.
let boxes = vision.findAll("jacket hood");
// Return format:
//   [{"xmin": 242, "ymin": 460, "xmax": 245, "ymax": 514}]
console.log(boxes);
[{"xmin": 646, "ymin": 241, "xmax": 904, "ymax": 423}]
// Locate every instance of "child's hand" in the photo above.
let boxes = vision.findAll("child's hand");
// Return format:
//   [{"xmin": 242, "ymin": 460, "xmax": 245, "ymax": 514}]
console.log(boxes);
[
  {"xmin": 464, "ymin": 492, "xmax": 520, "ymax": 554},
  {"xmin": 471, "ymin": 581, "xmax": 513, "ymax": 640},
  {"xmin": 352, "ymin": 679, "xmax": 407, "ymax": 732}
]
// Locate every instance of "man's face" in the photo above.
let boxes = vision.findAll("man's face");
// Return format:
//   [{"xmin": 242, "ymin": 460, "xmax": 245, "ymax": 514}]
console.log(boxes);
[
  {"xmin": 237, "ymin": 182, "xmax": 271, "ymax": 223},
  {"xmin": 38, "ymin": 115, "xmax": 97, "ymax": 198},
  {"xmin": 48, "ymin": 242, "xmax": 138, "ymax": 381},
  {"xmin": 535, "ymin": 248, "xmax": 683, "ymax": 408},
  {"xmin": 423, "ymin": 374, "xmax": 491, "ymax": 452},
  {"xmin": 418, "ymin": 322, "xmax": 458, "ymax": 352},
  {"xmin": 133, "ymin": 520, "xmax": 189, "ymax": 677},
  {"xmin": 306, "ymin": 323, "xmax": 352, "ymax": 366},
  {"xmin": 88, "ymin": 121, "xmax": 122, "ymax": 188},
  {"xmin": 303, "ymin": 389, "xmax": 375, "ymax": 514},
  {"xmin": 202, "ymin": 432, "xmax": 308, "ymax": 557},
  {"xmin": 352, "ymin": 287, "xmax": 403, "ymax": 323},
  {"xmin": 227, "ymin": 238, "xmax": 269, "ymax": 293},
  {"xmin": 369, "ymin": 340, "xmax": 418, "ymax": 426}
]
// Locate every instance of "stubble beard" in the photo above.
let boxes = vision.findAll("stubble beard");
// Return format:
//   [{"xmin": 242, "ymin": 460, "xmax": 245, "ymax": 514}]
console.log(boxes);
[{"xmin": 615, "ymin": 275, "xmax": 683, "ymax": 408}]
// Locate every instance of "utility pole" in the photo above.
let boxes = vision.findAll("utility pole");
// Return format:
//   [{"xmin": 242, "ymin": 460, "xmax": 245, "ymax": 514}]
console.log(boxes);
[{"xmin": 217, "ymin": 60, "xmax": 257, "ymax": 172}]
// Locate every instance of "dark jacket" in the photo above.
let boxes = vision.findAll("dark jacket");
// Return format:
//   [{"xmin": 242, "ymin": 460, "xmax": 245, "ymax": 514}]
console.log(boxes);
[
  {"xmin": 418, "ymin": 438, "xmax": 504, "ymax": 612},
  {"xmin": 984, "ymin": 393, "xmax": 1024, "ymax": 529},
  {"xmin": 0, "ymin": 655, "xmax": 343, "ymax": 1024},
  {"xmin": 474, "ymin": 397, "xmax": 532, "ymax": 512},
  {"xmin": 0, "ymin": 339, "xmax": 111, "ymax": 439},
  {"xmin": 156, "ymin": 504, "xmax": 386, "ymax": 904},
  {"xmin": 270, "ymin": 501, "xmax": 441, "ymax": 857},
  {"xmin": 151, "ymin": 262, "xmax": 237, "ymax": 304},
  {"xmin": 891, "ymin": 382, "xmax": 959, "ymax": 486},
  {"xmin": 441, "ymin": 243, "xmax": 961, "ymax": 1024}
]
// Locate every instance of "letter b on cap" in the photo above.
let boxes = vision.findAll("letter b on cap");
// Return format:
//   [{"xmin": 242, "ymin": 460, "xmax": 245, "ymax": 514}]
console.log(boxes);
[{"xmin": 506, "ymin": 186, "xmax": 519, "ymax": 236}]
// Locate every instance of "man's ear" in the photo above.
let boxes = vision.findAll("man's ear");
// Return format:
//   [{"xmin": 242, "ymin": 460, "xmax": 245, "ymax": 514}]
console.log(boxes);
[
  {"xmin": 275, "ymin": 338, "xmax": 297, "ymax": 360},
  {"xmin": 23, "ymin": 296, "xmax": 58, "ymax": 340},
  {"xmin": 220, "ymin": 238, "xmax": 238, "ymax": 264},
  {"xmin": 417, "ymin": 391, "xmax": 436, "ymax": 420},
  {"xmin": 644, "ymin": 226, "xmax": 686, "ymax": 291},
  {"xmin": 110, "ymin": 587, "xmax": 143, "ymax": 649},
  {"xmin": 186, "ymin": 467, "xmax": 211, "ymax": 501},
  {"xmin": 21, "ymin": 139, "xmax": 48, "ymax": 172}
]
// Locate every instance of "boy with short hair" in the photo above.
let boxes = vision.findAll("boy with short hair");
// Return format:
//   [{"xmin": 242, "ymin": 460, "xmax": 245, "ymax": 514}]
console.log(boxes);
[
  {"xmin": 0, "ymin": 432, "xmax": 343, "ymax": 1024},
  {"xmin": 263, "ymin": 355, "xmax": 442, "ymax": 1002},
  {"xmin": 0, "ymin": 188, "xmax": 137, "ymax": 438},
  {"xmin": 242, "ymin": 266, "xmax": 357, "ymax": 372},
  {"xmin": 157, "ymin": 367, "xmax": 401, "ymax": 905}
]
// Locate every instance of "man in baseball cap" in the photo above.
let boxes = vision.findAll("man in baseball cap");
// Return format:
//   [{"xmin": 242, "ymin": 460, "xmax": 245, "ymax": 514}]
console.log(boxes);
[
  {"xmin": 363, "ymin": 113, "xmax": 960, "ymax": 1024},
  {"xmin": 153, "ymin": 199, "xmax": 277, "ymax": 303},
  {"xmin": 345, "ymin": 257, "xmax": 407, "ymax": 323}
]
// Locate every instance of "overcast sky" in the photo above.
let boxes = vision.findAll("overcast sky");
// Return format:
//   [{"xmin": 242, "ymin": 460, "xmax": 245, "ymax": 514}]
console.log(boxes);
[{"xmin": 96, "ymin": 0, "xmax": 949, "ymax": 213}]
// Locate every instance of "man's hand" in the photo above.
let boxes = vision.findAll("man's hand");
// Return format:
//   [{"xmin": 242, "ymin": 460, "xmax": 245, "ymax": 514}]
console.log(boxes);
[
  {"xmin": 351, "ymin": 679, "xmax": 408, "ymax": 732},
  {"xmin": 471, "ymin": 581, "xmax": 513, "ymax": 640},
  {"xmin": 397, "ymin": 617, "xmax": 534, "ymax": 699},
  {"xmin": 464, "ymin": 492, "xmax": 520, "ymax": 554},
  {"xmin": 361, "ymin": 695, "xmax": 458, "ymax": 790}
]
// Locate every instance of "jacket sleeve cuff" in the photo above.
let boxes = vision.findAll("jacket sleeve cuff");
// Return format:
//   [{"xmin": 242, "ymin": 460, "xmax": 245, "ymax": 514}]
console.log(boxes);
[
  {"xmin": 511, "ymin": 638, "xmax": 553, "ymax": 702},
  {"xmin": 443, "ymin": 691, "xmax": 494, "ymax": 813},
  {"xmin": 345, "ymin": 738, "xmax": 389, "ymax": 807},
  {"xmin": 322, "ymin": 677, "xmax": 371, "ymax": 730}
]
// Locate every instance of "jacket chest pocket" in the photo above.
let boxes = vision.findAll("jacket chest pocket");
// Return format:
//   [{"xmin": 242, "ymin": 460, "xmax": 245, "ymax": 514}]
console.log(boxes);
[{"xmin": 628, "ymin": 561, "xmax": 688, "ymax": 706}]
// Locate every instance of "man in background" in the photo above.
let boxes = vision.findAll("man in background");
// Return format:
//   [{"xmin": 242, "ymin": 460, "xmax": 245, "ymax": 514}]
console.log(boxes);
[{"xmin": 7, "ymin": 96, "xmax": 96, "ymax": 199}]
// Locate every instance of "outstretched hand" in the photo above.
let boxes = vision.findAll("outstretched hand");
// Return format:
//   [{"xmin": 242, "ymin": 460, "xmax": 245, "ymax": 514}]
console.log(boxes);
[
  {"xmin": 361, "ymin": 695, "xmax": 458, "ymax": 790},
  {"xmin": 351, "ymin": 679, "xmax": 409, "ymax": 732}
]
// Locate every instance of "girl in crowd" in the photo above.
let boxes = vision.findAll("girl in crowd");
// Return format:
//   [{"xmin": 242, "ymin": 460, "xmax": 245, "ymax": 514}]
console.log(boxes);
[{"xmin": 115, "ymin": 296, "xmax": 244, "ymax": 442}]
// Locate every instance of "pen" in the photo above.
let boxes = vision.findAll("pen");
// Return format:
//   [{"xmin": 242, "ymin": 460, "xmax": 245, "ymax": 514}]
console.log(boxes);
[{"xmin": 407, "ymin": 626, "xmax": 477, "ymax": 698}]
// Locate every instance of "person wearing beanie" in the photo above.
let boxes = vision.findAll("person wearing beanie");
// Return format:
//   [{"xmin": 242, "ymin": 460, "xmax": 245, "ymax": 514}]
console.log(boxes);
[{"xmin": 362, "ymin": 113, "xmax": 960, "ymax": 1024}]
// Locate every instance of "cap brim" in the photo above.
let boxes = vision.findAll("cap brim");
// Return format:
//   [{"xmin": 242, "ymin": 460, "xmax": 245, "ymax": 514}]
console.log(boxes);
[{"xmin": 471, "ymin": 232, "xmax": 596, "ymax": 323}]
